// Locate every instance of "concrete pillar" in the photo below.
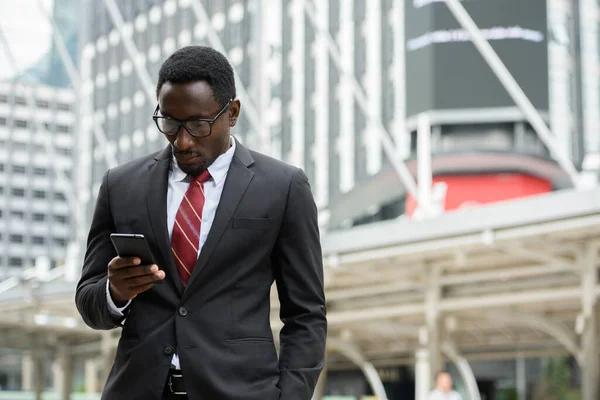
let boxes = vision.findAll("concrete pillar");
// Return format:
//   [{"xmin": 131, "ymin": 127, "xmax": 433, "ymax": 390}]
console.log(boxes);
[
  {"xmin": 23, "ymin": 345, "xmax": 44, "ymax": 399},
  {"xmin": 425, "ymin": 266, "xmax": 443, "ymax": 380},
  {"xmin": 22, "ymin": 351, "xmax": 33, "ymax": 391},
  {"xmin": 33, "ymin": 355, "xmax": 43, "ymax": 400},
  {"xmin": 85, "ymin": 358, "xmax": 99, "ymax": 394},
  {"xmin": 54, "ymin": 347, "xmax": 74, "ymax": 400},
  {"xmin": 415, "ymin": 349, "xmax": 431, "ymax": 400},
  {"xmin": 581, "ymin": 245, "xmax": 599, "ymax": 400},
  {"xmin": 515, "ymin": 356, "xmax": 526, "ymax": 400}
]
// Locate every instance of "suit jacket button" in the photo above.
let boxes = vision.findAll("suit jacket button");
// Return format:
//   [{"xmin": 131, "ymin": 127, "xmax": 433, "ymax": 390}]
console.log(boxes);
[
  {"xmin": 164, "ymin": 345, "xmax": 174, "ymax": 355},
  {"xmin": 178, "ymin": 307, "xmax": 188, "ymax": 317}
]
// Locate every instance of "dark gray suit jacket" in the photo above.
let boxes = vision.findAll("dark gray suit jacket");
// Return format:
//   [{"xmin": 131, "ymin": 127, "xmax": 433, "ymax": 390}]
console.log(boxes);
[{"xmin": 75, "ymin": 139, "xmax": 327, "ymax": 399}]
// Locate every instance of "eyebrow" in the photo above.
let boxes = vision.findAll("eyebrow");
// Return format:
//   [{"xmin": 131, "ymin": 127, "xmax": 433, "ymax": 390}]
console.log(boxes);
[{"xmin": 160, "ymin": 110, "xmax": 212, "ymax": 120}]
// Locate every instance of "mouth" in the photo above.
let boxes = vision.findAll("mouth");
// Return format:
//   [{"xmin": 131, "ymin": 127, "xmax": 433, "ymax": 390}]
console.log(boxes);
[{"xmin": 175, "ymin": 153, "xmax": 203, "ymax": 164}]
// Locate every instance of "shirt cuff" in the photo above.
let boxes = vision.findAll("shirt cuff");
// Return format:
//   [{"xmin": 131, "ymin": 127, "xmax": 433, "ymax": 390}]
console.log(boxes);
[{"xmin": 106, "ymin": 279, "xmax": 131, "ymax": 318}]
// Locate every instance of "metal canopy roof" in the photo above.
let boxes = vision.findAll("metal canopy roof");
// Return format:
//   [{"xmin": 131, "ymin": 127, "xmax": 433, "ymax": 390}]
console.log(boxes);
[
  {"xmin": 315, "ymin": 186, "xmax": 600, "ymax": 369},
  {"xmin": 1, "ymin": 187, "xmax": 599, "ymax": 370}
]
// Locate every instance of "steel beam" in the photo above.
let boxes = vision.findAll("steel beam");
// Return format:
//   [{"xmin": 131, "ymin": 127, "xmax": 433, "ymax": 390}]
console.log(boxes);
[
  {"xmin": 327, "ymin": 338, "xmax": 389, "ymax": 400},
  {"xmin": 482, "ymin": 311, "xmax": 581, "ymax": 364},
  {"xmin": 442, "ymin": 340, "xmax": 482, "ymax": 400},
  {"xmin": 300, "ymin": 0, "xmax": 421, "ymax": 206},
  {"xmin": 443, "ymin": 0, "xmax": 583, "ymax": 189}
]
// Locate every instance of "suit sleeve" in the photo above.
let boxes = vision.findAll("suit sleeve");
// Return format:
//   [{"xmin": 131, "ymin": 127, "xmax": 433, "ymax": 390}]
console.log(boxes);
[
  {"xmin": 271, "ymin": 168, "xmax": 327, "ymax": 400},
  {"xmin": 75, "ymin": 170, "xmax": 126, "ymax": 330}
]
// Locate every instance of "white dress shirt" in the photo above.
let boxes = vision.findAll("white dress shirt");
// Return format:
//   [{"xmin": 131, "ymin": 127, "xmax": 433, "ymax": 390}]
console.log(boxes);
[
  {"xmin": 106, "ymin": 137, "xmax": 236, "ymax": 369},
  {"xmin": 427, "ymin": 388, "xmax": 462, "ymax": 400}
]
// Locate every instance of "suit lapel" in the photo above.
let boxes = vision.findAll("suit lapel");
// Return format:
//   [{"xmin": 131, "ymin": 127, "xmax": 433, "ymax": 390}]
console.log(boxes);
[
  {"xmin": 183, "ymin": 139, "xmax": 255, "ymax": 298},
  {"xmin": 146, "ymin": 145, "xmax": 184, "ymax": 295}
]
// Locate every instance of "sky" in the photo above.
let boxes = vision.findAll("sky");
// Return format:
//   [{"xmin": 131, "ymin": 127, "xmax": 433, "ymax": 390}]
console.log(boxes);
[{"xmin": 0, "ymin": 0, "xmax": 54, "ymax": 80}]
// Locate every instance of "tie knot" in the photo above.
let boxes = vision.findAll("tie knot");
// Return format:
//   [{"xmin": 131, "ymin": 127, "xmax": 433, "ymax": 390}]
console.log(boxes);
[{"xmin": 193, "ymin": 170, "xmax": 211, "ymax": 184}]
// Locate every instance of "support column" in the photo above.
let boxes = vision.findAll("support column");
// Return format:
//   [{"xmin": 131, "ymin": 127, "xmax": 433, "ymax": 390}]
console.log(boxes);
[
  {"xmin": 581, "ymin": 245, "xmax": 599, "ymax": 400},
  {"xmin": 33, "ymin": 354, "xmax": 43, "ymax": 400},
  {"xmin": 53, "ymin": 345, "xmax": 73, "ymax": 400},
  {"xmin": 516, "ymin": 356, "xmax": 527, "ymax": 400},
  {"xmin": 415, "ymin": 349, "xmax": 431, "ymax": 400},
  {"xmin": 21, "ymin": 351, "xmax": 33, "ymax": 391},
  {"xmin": 425, "ymin": 265, "xmax": 443, "ymax": 381},
  {"xmin": 100, "ymin": 332, "xmax": 117, "ymax": 386},
  {"xmin": 85, "ymin": 358, "xmax": 99, "ymax": 394}
]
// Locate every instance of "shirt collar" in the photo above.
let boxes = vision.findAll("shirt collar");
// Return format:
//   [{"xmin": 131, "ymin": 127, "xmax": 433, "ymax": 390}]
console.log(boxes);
[{"xmin": 171, "ymin": 136, "xmax": 236, "ymax": 184}]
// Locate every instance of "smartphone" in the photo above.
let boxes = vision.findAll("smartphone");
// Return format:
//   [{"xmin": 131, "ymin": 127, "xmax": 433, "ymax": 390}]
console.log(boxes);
[{"xmin": 110, "ymin": 233, "xmax": 156, "ymax": 266}]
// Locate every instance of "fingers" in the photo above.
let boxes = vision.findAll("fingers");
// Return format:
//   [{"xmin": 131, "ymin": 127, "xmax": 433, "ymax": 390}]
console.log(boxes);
[
  {"xmin": 107, "ymin": 256, "xmax": 165, "ymax": 302},
  {"xmin": 109, "ymin": 256, "xmax": 142, "ymax": 270}
]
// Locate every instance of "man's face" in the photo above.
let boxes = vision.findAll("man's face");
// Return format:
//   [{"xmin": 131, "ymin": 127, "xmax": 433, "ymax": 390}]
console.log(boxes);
[
  {"xmin": 437, "ymin": 373, "xmax": 453, "ymax": 392},
  {"xmin": 157, "ymin": 80, "xmax": 240, "ymax": 176}
]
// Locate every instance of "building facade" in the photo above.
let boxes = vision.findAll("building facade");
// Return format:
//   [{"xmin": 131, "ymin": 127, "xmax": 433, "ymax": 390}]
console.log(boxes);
[{"xmin": 0, "ymin": 82, "xmax": 76, "ymax": 279}]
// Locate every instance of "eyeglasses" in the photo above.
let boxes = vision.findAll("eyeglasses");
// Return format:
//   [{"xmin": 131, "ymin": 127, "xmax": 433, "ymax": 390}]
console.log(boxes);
[{"xmin": 152, "ymin": 99, "xmax": 232, "ymax": 138}]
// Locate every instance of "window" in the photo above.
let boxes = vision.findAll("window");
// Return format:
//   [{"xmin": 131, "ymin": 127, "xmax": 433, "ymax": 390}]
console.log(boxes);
[
  {"xmin": 36, "ymin": 100, "xmax": 49, "ymax": 108},
  {"xmin": 11, "ymin": 211, "xmax": 24, "ymax": 219},
  {"xmin": 0, "ymin": 94, "xmax": 7, "ymax": 103},
  {"xmin": 54, "ymin": 192, "xmax": 66, "ymax": 201},
  {"xmin": 34, "ymin": 167, "xmax": 46, "ymax": 176},
  {"xmin": 13, "ymin": 165, "xmax": 26, "ymax": 174},
  {"xmin": 55, "ymin": 215, "xmax": 68, "ymax": 224},
  {"xmin": 0, "ymin": 164, "xmax": 4, "ymax": 172},
  {"xmin": 32, "ymin": 236, "xmax": 45, "ymax": 245},
  {"xmin": 15, "ymin": 97, "xmax": 26, "ymax": 106},
  {"xmin": 12, "ymin": 188, "xmax": 25, "ymax": 197},
  {"xmin": 57, "ymin": 125, "xmax": 70, "ymax": 133},
  {"xmin": 0, "ymin": 210, "xmax": 3, "ymax": 218},
  {"xmin": 54, "ymin": 238, "xmax": 67, "ymax": 247},
  {"xmin": 14, "ymin": 120, "xmax": 27, "ymax": 128},
  {"xmin": 33, "ymin": 190, "xmax": 46, "ymax": 199},
  {"xmin": 0, "ymin": 117, "xmax": 6, "ymax": 126},
  {"xmin": 9, "ymin": 257, "xmax": 23, "ymax": 267},
  {"xmin": 57, "ymin": 103, "xmax": 71, "ymax": 112},
  {"xmin": 10, "ymin": 234, "xmax": 24, "ymax": 244},
  {"xmin": 58, "ymin": 147, "xmax": 71, "ymax": 156},
  {"xmin": 33, "ymin": 213, "xmax": 45, "ymax": 222}
]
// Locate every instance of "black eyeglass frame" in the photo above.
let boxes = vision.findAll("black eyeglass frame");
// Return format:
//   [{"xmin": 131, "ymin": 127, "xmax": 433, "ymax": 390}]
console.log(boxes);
[{"xmin": 152, "ymin": 99, "xmax": 233, "ymax": 138}]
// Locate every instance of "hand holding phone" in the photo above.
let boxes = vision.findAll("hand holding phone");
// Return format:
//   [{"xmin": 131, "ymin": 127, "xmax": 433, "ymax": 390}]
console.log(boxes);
[{"xmin": 108, "ymin": 234, "xmax": 165, "ymax": 305}]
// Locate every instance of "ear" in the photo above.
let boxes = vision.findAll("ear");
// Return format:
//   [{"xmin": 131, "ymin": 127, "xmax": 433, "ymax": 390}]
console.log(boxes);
[{"xmin": 228, "ymin": 98, "xmax": 241, "ymax": 127}]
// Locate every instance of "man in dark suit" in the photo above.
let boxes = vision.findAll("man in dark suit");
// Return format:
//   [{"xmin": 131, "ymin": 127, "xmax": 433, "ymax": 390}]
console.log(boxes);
[{"xmin": 76, "ymin": 46, "xmax": 327, "ymax": 400}]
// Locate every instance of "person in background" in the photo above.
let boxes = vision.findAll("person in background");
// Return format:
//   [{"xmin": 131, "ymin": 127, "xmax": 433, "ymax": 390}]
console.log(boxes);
[{"xmin": 428, "ymin": 372, "xmax": 463, "ymax": 400}]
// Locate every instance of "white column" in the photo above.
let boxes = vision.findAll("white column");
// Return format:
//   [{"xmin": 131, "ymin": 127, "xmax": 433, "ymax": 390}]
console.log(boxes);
[
  {"xmin": 289, "ymin": 0, "xmax": 305, "ymax": 169},
  {"xmin": 392, "ymin": 0, "xmax": 409, "ymax": 157},
  {"xmin": 22, "ymin": 351, "xmax": 33, "ymax": 391},
  {"xmin": 579, "ymin": 0, "xmax": 600, "ymax": 154},
  {"xmin": 415, "ymin": 349, "xmax": 431, "ymax": 400},
  {"xmin": 365, "ymin": 0, "xmax": 382, "ymax": 176},
  {"xmin": 516, "ymin": 356, "xmax": 527, "ymax": 400},
  {"xmin": 313, "ymin": 0, "xmax": 329, "ymax": 209},
  {"xmin": 425, "ymin": 266, "xmax": 442, "ymax": 379},
  {"xmin": 338, "ymin": 0, "xmax": 355, "ymax": 193},
  {"xmin": 85, "ymin": 358, "xmax": 99, "ymax": 394},
  {"xmin": 581, "ymin": 245, "xmax": 599, "ymax": 400}
]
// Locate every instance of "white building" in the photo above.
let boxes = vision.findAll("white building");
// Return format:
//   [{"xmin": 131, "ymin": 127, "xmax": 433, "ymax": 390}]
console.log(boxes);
[{"xmin": 0, "ymin": 82, "xmax": 76, "ymax": 279}]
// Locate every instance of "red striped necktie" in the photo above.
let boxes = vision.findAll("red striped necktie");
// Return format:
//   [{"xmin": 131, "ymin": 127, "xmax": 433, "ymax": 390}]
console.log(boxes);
[{"xmin": 171, "ymin": 170, "xmax": 211, "ymax": 287}]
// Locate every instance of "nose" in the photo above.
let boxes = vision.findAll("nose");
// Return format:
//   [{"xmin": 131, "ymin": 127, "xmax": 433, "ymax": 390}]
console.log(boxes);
[{"xmin": 174, "ymin": 125, "xmax": 195, "ymax": 151}]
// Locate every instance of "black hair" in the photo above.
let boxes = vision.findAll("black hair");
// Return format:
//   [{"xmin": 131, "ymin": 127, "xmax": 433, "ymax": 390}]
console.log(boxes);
[{"xmin": 156, "ymin": 46, "xmax": 236, "ymax": 107}]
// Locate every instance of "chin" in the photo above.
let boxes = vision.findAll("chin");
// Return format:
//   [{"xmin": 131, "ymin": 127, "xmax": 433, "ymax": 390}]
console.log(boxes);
[{"xmin": 179, "ymin": 163, "xmax": 208, "ymax": 176}]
